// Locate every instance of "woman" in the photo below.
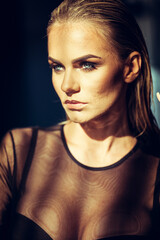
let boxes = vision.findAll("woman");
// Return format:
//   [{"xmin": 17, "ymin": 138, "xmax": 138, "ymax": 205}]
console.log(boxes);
[{"xmin": 0, "ymin": 0, "xmax": 160, "ymax": 239}]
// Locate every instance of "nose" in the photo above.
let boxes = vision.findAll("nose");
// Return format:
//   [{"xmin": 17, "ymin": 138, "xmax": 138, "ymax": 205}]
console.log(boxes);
[{"xmin": 61, "ymin": 69, "xmax": 80, "ymax": 96}]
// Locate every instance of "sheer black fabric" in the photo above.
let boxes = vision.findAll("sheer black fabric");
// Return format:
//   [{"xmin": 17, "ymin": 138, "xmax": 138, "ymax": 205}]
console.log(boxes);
[
  {"xmin": 0, "ymin": 125, "xmax": 160, "ymax": 240},
  {"xmin": 9, "ymin": 213, "xmax": 158, "ymax": 240}
]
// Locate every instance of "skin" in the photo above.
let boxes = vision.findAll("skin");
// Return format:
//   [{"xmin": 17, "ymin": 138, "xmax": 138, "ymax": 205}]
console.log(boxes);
[
  {"xmin": 48, "ymin": 22, "xmax": 141, "ymax": 167},
  {"xmin": 157, "ymin": 92, "xmax": 160, "ymax": 102}
]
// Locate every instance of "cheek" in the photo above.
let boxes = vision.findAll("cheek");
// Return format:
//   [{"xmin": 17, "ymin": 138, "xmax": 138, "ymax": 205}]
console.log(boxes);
[
  {"xmin": 82, "ymin": 74, "xmax": 118, "ymax": 97},
  {"xmin": 94, "ymin": 70, "xmax": 124, "ymax": 95}
]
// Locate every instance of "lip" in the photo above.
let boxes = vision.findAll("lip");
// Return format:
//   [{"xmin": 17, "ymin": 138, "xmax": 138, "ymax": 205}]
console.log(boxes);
[{"xmin": 64, "ymin": 100, "xmax": 87, "ymax": 110}]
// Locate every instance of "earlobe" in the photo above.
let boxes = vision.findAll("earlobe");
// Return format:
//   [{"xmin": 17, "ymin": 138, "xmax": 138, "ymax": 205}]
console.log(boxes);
[{"xmin": 123, "ymin": 51, "xmax": 142, "ymax": 83}]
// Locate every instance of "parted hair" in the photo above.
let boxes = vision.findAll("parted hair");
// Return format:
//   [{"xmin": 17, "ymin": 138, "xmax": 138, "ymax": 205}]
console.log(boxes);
[{"xmin": 47, "ymin": 0, "xmax": 159, "ymax": 137}]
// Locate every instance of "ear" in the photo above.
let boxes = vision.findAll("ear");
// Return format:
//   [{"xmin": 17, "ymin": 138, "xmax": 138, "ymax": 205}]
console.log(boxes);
[{"xmin": 123, "ymin": 51, "xmax": 142, "ymax": 83}]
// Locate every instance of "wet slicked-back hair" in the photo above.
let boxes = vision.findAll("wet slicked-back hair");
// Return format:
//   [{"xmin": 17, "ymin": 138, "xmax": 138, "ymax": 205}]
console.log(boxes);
[{"xmin": 48, "ymin": 0, "xmax": 159, "ymax": 136}]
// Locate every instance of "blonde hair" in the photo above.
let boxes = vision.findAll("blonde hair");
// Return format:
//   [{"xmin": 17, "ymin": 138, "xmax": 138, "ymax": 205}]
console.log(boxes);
[{"xmin": 48, "ymin": 0, "xmax": 159, "ymax": 136}]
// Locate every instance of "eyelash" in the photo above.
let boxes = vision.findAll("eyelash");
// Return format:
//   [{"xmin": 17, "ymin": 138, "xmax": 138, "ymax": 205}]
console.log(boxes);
[
  {"xmin": 50, "ymin": 64, "xmax": 64, "ymax": 73},
  {"xmin": 49, "ymin": 61, "xmax": 97, "ymax": 73},
  {"xmin": 80, "ymin": 61, "xmax": 97, "ymax": 72}
]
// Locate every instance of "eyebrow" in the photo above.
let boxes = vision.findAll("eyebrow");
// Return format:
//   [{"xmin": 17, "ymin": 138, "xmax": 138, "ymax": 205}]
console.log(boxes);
[
  {"xmin": 72, "ymin": 54, "xmax": 102, "ymax": 63},
  {"xmin": 48, "ymin": 54, "xmax": 102, "ymax": 65}
]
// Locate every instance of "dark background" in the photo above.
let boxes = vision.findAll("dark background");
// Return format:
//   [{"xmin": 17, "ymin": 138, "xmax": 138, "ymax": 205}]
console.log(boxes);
[{"xmin": 1, "ymin": 0, "xmax": 160, "ymax": 140}]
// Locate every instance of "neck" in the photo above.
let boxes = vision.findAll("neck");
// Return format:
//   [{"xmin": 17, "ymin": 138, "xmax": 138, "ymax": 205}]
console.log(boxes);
[
  {"xmin": 87, "ymin": 99, "xmax": 132, "ymax": 136},
  {"xmin": 64, "ymin": 109, "xmax": 137, "ymax": 167},
  {"xmin": 80, "ymin": 112, "xmax": 131, "ymax": 141},
  {"xmin": 65, "ymin": 106, "xmax": 133, "ymax": 147}
]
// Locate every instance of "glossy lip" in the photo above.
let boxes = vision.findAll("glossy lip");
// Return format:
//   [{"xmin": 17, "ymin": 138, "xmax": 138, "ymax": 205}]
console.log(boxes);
[{"xmin": 64, "ymin": 100, "xmax": 87, "ymax": 110}]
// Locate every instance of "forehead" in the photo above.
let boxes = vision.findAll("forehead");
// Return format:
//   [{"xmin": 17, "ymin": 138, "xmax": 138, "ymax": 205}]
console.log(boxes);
[
  {"xmin": 48, "ymin": 22, "xmax": 117, "ymax": 59},
  {"xmin": 48, "ymin": 21, "xmax": 106, "ymax": 42}
]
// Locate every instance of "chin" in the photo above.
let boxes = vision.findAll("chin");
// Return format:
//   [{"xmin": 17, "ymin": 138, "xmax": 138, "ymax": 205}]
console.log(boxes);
[
  {"xmin": 66, "ymin": 111, "xmax": 89, "ymax": 124},
  {"xmin": 68, "ymin": 116, "xmax": 89, "ymax": 124},
  {"xmin": 66, "ymin": 111, "xmax": 102, "ymax": 125}
]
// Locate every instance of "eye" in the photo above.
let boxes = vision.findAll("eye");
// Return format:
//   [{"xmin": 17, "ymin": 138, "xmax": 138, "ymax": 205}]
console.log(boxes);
[
  {"xmin": 49, "ymin": 64, "xmax": 64, "ymax": 73},
  {"xmin": 81, "ymin": 61, "xmax": 97, "ymax": 72}
]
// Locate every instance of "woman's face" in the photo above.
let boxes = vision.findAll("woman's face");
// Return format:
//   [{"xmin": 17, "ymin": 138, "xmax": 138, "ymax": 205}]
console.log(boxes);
[{"xmin": 48, "ymin": 22, "xmax": 126, "ymax": 124}]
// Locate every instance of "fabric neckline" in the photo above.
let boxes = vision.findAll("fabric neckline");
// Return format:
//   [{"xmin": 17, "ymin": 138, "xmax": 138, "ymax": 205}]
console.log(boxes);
[{"xmin": 61, "ymin": 124, "xmax": 139, "ymax": 171}]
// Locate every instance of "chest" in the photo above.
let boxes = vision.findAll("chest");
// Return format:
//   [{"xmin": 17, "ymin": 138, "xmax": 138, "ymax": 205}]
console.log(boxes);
[{"xmin": 16, "ymin": 156, "xmax": 157, "ymax": 240}]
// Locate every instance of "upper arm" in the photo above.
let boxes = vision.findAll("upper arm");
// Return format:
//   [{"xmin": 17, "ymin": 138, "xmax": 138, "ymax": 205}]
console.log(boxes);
[
  {"xmin": 0, "ymin": 132, "xmax": 15, "ymax": 226},
  {"xmin": 0, "ymin": 128, "xmax": 33, "ymax": 226}
]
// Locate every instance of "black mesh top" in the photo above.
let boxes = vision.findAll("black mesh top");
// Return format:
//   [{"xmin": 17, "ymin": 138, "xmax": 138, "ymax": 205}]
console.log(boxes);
[{"xmin": 0, "ymin": 125, "xmax": 160, "ymax": 240}]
